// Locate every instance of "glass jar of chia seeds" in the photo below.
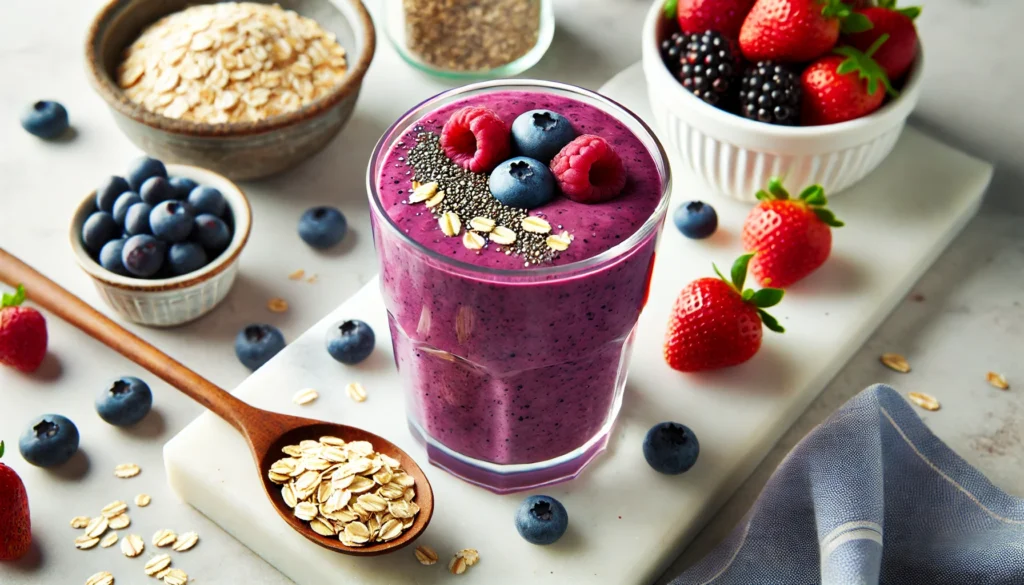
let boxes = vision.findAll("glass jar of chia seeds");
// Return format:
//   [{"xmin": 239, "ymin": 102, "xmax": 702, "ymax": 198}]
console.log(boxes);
[{"xmin": 382, "ymin": 0, "xmax": 554, "ymax": 78}]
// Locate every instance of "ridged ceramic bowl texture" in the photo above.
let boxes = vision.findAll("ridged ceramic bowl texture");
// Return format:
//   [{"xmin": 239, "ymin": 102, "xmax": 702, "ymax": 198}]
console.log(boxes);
[
  {"xmin": 85, "ymin": 0, "xmax": 375, "ymax": 180},
  {"xmin": 641, "ymin": 2, "xmax": 924, "ymax": 201},
  {"xmin": 70, "ymin": 165, "xmax": 252, "ymax": 327}
]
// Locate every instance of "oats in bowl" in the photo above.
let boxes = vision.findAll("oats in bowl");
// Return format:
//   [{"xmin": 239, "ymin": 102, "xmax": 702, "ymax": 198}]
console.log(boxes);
[{"xmin": 118, "ymin": 2, "xmax": 348, "ymax": 124}]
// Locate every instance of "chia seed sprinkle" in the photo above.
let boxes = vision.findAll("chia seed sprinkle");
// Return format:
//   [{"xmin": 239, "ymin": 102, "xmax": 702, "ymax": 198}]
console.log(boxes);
[{"xmin": 404, "ymin": 132, "xmax": 561, "ymax": 264}]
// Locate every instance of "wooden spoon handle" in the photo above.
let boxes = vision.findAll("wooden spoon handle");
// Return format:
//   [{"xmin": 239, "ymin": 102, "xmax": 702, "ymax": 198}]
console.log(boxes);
[{"xmin": 0, "ymin": 247, "xmax": 255, "ymax": 433}]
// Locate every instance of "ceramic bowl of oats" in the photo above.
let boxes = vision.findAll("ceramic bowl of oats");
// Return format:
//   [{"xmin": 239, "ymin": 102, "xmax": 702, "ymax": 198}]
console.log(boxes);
[{"xmin": 85, "ymin": 0, "xmax": 375, "ymax": 180}]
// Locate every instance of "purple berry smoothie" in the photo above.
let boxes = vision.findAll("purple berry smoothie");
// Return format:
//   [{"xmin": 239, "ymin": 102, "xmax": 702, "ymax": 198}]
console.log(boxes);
[{"xmin": 368, "ymin": 82, "xmax": 669, "ymax": 492}]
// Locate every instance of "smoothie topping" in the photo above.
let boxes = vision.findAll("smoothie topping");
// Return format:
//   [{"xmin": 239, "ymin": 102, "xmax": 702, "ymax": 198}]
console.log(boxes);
[
  {"xmin": 489, "ymin": 226, "xmax": 517, "ymax": 246},
  {"xmin": 469, "ymin": 217, "xmax": 495, "ymax": 233},
  {"xmin": 462, "ymin": 231, "xmax": 486, "ymax": 250},
  {"xmin": 545, "ymin": 232, "xmax": 573, "ymax": 252},
  {"xmin": 408, "ymin": 182, "xmax": 438, "ymax": 203},
  {"xmin": 439, "ymin": 212, "xmax": 462, "ymax": 237},
  {"xmin": 520, "ymin": 216, "xmax": 552, "ymax": 234},
  {"xmin": 267, "ymin": 435, "xmax": 420, "ymax": 546}
]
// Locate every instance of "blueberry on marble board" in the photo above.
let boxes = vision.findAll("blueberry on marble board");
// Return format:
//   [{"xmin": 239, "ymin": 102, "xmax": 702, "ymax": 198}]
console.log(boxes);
[
  {"xmin": 325, "ymin": 320, "xmax": 375, "ymax": 365},
  {"xmin": 96, "ymin": 377, "xmax": 152, "ymax": 427},
  {"xmin": 191, "ymin": 214, "xmax": 232, "ymax": 255},
  {"xmin": 299, "ymin": 206, "xmax": 347, "ymax": 249},
  {"xmin": 643, "ymin": 422, "xmax": 699, "ymax": 474},
  {"xmin": 488, "ymin": 157, "xmax": 555, "ymax": 209},
  {"xmin": 235, "ymin": 324, "xmax": 287, "ymax": 371},
  {"xmin": 150, "ymin": 200, "xmax": 194, "ymax": 243},
  {"xmin": 168, "ymin": 176, "xmax": 198, "ymax": 200},
  {"xmin": 126, "ymin": 156, "xmax": 167, "ymax": 192},
  {"xmin": 112, "ymin": 191, "xmax": 142, "ymax": 226},
  {"xmin": 673, "ymin": 201, "xmax": 718, "ymax": 239},
  {"xmin": 82, "ymin": 211, "xmax": 120, "ymax": 253},
  {"xmin": 167, "ymin": 241, "xmax": 208, "ymax": 276},
  {"xmin": 18, "ymin": 414, "xmax": 79, "ymax": 467},
  {"xmin": 511, "ymin": 109, "xmax": 577, "ymax": 162},
  {"xmin": 125, "ymin": 202, "xmax": 153, "ymax": 236},
  {"xmin": 20, "ymin": 100, "xmax": 69, "ymax": 139},
  {"xmin": 99, "ymin": 238, "xmax": 130, "ymax": 276},
  {"xmin": 121, "ymin": 234, "xmax": 166, "ymax": 278},
  {"xmin": 515, "ymin": 495, "xmax": 569, "ymax": 545},
  {"xmin": 96, "ymin": 176, "xmax": 131, "ymax": 213},
  {"xmin": 188, "ymin": 186, "xmax": 226, "ymax": 217}
]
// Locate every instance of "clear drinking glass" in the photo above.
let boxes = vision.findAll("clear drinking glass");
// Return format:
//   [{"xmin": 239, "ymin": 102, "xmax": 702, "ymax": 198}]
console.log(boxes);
[
  {"xmin": 366, "ymin": 80, "xmax": 671, "ymax": 493},
  {"xmin": 381, "ymin": 0, "xmax": 555, "ymax": 79}
]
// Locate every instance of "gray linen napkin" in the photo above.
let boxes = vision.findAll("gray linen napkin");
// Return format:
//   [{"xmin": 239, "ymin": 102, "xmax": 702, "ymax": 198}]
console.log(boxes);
[{"xmin": 671, "ymin": 384, "xmax": 1024, "ymax": 585}]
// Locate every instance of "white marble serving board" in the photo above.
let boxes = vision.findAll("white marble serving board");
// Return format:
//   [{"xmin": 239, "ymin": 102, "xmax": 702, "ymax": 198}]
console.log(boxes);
[{"xmin": 164, "ymin": 63, "xmax": 993, "ymax": 584}]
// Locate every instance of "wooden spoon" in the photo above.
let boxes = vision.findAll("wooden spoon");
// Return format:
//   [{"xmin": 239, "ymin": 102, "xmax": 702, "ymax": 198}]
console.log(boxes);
[{"xmin": 0, "ymin": 248, "xmax": 433, "ymax": 556}]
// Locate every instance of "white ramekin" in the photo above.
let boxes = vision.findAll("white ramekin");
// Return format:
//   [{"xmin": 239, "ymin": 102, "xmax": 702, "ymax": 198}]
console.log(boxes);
[
  {"xmin": 70, "ymin": 164, "xmax": 252, "ymax": 327},
  {"xmin": 641, "ymin": 1, "xmax": 924, "ymax": 202}
]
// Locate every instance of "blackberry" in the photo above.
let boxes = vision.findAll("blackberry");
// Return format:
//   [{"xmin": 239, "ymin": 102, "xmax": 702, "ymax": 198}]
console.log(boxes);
[
  {"xmin": 740, "ymin": 61, "xmax": 802, "ymax": 126},
  {"xmin": 659, "ymin": 31, "xmax": 688, "ymax": 77},
  {"xmin": 678, "ymin": 31, "xmax": 741, "ymax": 109}
]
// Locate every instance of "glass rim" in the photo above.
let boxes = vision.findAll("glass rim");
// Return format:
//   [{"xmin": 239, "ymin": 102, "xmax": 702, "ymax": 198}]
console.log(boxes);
[{"xmin": 365, "ymin": 79, "xmax": 672, "ymax": 279}]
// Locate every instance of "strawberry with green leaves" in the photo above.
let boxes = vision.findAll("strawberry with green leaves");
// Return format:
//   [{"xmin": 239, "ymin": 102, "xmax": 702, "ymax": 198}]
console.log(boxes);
[
  {"xmin": 742, "ymin": 178, "xmax": 844, "ymax": 288},
  {"xmin": 0, "ymin": 285, "xmax": 47, "ymax": 373},
  {"xmin": 664, "ymin": 0, "xmax": 756, "ymax": 39},
  {"xmin": 739, "ymin": 0, "xmax": 873, "ymax": 63},
  {"xmin": 845, "ymin": 0, "xmax": 921, "ymax": 80},
  {"xmin": 801, "ymin": 34, "xmax": 896, "ymax": 125},
  {"xmin": 0, "ymin": 441, "xmax": 32, "ymax": 561},
  {"xmin": 664, "ymin": 254, "xmax": 784, "ymax": 372}
]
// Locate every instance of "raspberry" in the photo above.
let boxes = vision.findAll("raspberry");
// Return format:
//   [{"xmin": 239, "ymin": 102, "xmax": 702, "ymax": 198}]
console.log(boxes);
[
  {"xmin": 440, "ymin": 106, "xmax": 510, "ymax": 173},
  {"xmin": 549, "ymin": 135, "xmax": 627, "ymax": 203}
]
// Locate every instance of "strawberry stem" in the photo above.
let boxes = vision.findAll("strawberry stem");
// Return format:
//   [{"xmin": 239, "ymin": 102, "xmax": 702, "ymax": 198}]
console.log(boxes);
[
  {"xmin": 713, "ymin": 254, "xmax": 786, "ymax": 334},
  {"xmin": 833, "ymin": 39, "xmax": 898, "ymax": 98},
  {"xmin": 0, "ymin": 441, "xmax": 4, "ymax": 459},
  {"xmin": 1, "ymin": 284, "xmax": 26, "ymax": 308},
  {"xmin": 663, "ymin": 0, "xmax": 678, "ymax": 19},
  {"xmin": 821, "ymin": 0, "xmax": 874, "ymax": 33},
  {"xmin": 878, "ymin": 0, "xmax": 922, "ymax": 20}
]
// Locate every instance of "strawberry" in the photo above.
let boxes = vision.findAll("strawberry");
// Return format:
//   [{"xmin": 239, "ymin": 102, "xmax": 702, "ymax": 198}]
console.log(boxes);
[
  {"xmin": 741, "ymin": 178, "xmax": 844, "ymax": 288},
  {"xmin": 0, "ymin": 285, "xmax": 47, "ymax": 373},
  {"xmin": 844, "ymin": 1, "xmax": 921, "ymax": 80},
  {"xmin": 664, "ymin": 254, "xmax": 784, "ymax": 372},
  {"xmin": 665, "ymin": 0, "xmax": 757, "ymax": 40},
  {"xmin": 801, "ymin": 36, "xmax": 895, "ymax": 125},
  {"xmin": 739, "ymin": 0, "xmax": 873, "ymax": 63},
  {"xmin": 0, "ymin": 442, "xmax": 32, "ymax": 561}
]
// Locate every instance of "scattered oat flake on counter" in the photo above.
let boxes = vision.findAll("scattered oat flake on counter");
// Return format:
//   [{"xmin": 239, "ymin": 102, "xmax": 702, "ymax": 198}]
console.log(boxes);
[
  {"xmin": 268, "ymin": 297, "xmax": 289, "ymax": 313},
  {"xmin": 85, "ymin": 516, "xmax": 109, "ymax": 538},
  {"xmin": 987, "ymin": 371, "xmax": 1009, "ymax": 390},
  {"xmin": 289, "ymin": 269, "xmax": 306, "ymax": 280},
  {"xmin": 346, "ymin": 382, "xmax": 367, "ymax": 403},
  {"xmin": 109, "ymin": 514, "xmax": 131, "ymax": 530},
  {"xmin": 135, "ymin": 494, "xmax": 151, "ymax": 507},
  {"xmin": 172, "ymin": 531, "xmax": 199, "ymax": 552},
  {"xmin": 414, "ymin": 545, "xmax": 438, "ymax": 565},
  {"xmin": 85, "ymin": 571, "xmax": 114, "ymax": 585},
  {"xmin": 100, "ymin": 532, "xmax": 120, "ymax": 548},
  {"xmin": 449, "ymin": 554, "xmax": 468, "ymax": 575},
  {"xmin": 880, "ymin": 353, "xmax": 911, "ymax": 373},
  {"xmin": 293, "ymin": 387, "xmax": 319, "ymax": 405},
  {"xmin": 458, "ymin": 548, "xmax": 480, "ymax": 566},
  {"xmin": 153, "ymin": 529, "xmax": 177, "ymax": 548},
  {"xmin": 71, "ymin": 515, "xmax": 91, "ymax": 529},
  {"xmin": 75, "ymin": 535, "xmax": 101, "ymax": 550},
  {"xmin": 101, "ymin": 500, "xmax": 128, "ymax": 518},
  {"xmin": 144, "ymin": 554, "xmax": 172, "ymax": 576},
  {"xmin": 908, "ymin": 392, "xmax": 940, "ymax": 411},
  {"xmin": 162, "ymin": 568, "xmax": 188, "ymax": 585},
  {"xmin": 114, "ymin": 463, "xmax": 141, "ymax": 478},
  {"xmin": 306, "ymin": 273, "xmax": 319, "ymax": 284},
  {"xmin": 121, "ymin": 534, "xmax": 145, "ymax": 557}
]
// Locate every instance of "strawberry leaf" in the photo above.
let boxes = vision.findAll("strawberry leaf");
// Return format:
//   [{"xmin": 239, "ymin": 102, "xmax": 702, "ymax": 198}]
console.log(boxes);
[
  {"xmin": 750, "ymin": 288, "xmax": 785, "ymax": 308},
  {"xmin": 813, "ymin": 208, "xmax": 846, "ymax": 227},
  {"xmin": 742, "ymin": 288, "xmax": 755, "ymax": 301},
  {"xmin": 731, "ymin": 253, "xmax": 754, "ymax": 291},
  {"xmin": 758, "ymin": 309, "xmax": 785, "ymax": 333},
  {"xmin": 664, "ymin": 0, "xmax": 678, "ymax": 19},
  {"xmin": 0, "ymin": 441, "xmax": 4, "ymax": 459},
  {"xmin": 878, "ymin": 0, "xmax": 896, "ymax": 7},
  {"xmin": 767, "ymin": 177, "xmax": 790, "ymax": 200},
  {"xmin": 713, "ymin": 263, "xmax": 729, "ymax": 284},
  {"xmin": 833, "ymin": 38, "xmax": 898, "ymax": 98},
  {"xmin": 898, "ymin": 6, "xmax": 921, "ymax": 19},
  {"xmin": 798, "ymin": 185, "xmax": 827, "ymax": 206},
  {"xmin": 1, "ymin": 284, "xmax": 26, "ymax": 308},
  {"xmin": 842, "ymin": 12, "xmax": 873, "ymax": 33},
  {"xmin": 755, "ymin": 189, "xmax": 774, "ymax": 202}
]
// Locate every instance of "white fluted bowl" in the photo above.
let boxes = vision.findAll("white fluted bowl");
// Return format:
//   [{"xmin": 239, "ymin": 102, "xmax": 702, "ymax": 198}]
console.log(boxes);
[
  {"xmin": 70, "ymin": 164, "xmax": 252, "ymax": 327},
  {"xmin": 641, "ymin": 1, "xmax": 924, "ymax": 201}
]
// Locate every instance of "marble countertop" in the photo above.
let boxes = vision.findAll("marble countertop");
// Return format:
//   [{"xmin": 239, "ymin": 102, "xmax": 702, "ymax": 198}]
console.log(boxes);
[{"xmin": 1, "ymin": 1, "xmax": 1022, "ymax": 584}]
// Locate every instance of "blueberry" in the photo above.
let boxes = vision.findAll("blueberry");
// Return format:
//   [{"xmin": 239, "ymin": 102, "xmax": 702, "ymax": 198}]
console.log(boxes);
[
  {"xmin": 125, "ymin": 202, "xmax": 153, "ymax": 235},
  {"xmin": 140, "ymin": 176, "xmax": 173, "ymax": 206},
  {"xmin": 643, "ymin": 422, "xmax": 700, "ymax": 475},
  {"xmin": 325, "ymin": 320, "xmax": 375, "ymax": 365},
  {"xmin": 121, "ymin": 234, "xmax": 166, "ymax": 278},
  {"xmin": 191, "ymin": 214, "xmax": 232, "ymax": 255},
  {"xmin": 95, "ymin": 376, "xmax": 153, "ymax": 427},
  {"xmin": 150, "ymin": 200, "xmax": 194, "ymax": 242},
  {"xmin": 188, "ymin": 186, "xmax": 227, "ymax": 217},
  {"xmin": 511, "ymin": 110, "xmax": 577, "ymax": 162},
  {"xmin": 298, "ymin": 206, "xmax": 347, "ymax": 249},
  {"xmin": 235, "ymin": 324, "xmax": 286, "ymax": 371},
  {"xmin": 673, "ymin": 201, "xmax": 718, "ymax": 239},
  {"xmin": 514, "ymin": 495, "xmax": 569, "ymax": 545},
  {"xmin": 20, "ymin": 100, "xmax": 69, "ymax": 139},
  {"xmin": 99, "ymin": 238, "xmax": 129, "ymax": 276},
  {"xmin": 112, "ymin": 191, "xmax": 142, "ymax": 225},
  {"xmin": 489, "ymin": 157, "xmax": 556, "ymax": 209},
  {"xmin": 96, "ymin": 176, "xmax": 130, "ymax": 213},
  {"xmin": 167, "ymin": 242, "xmax": 208, "ymax": 276},
  {"xmin": 82, "ymin": 211, "xmax": 120, "ymax": 252},
  {"xmin": 18, "ymin": 414, "xmax": 79, "ymax": 467},
  {"xmin": 126, "ymin": 156, "xmax": 167, "ymax": 192},
  {"xmin": 168, "ymin": 176, "xmax": 198, "ymax": 199}
]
